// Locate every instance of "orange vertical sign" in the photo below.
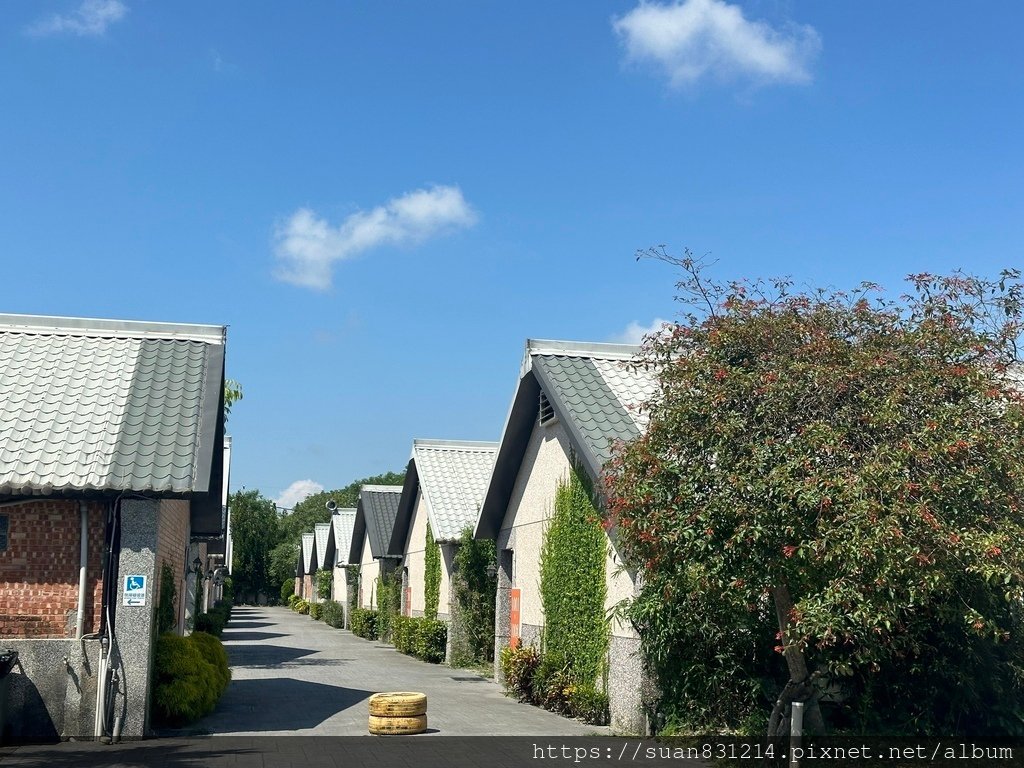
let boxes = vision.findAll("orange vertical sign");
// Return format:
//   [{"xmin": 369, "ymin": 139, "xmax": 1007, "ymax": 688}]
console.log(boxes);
[{"xmin": 509, "ymin": 588, "xmax": 521, "ymax": 649}]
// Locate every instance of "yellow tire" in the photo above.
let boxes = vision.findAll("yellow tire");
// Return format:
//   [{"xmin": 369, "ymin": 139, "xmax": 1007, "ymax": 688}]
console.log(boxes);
[
  {"xmin": 368, "ymin": 714, "xmax": 427, "ymax": 735},
  {"xmin": 368, "ymin": 691, "xmax": 428, "ymax": 717}
]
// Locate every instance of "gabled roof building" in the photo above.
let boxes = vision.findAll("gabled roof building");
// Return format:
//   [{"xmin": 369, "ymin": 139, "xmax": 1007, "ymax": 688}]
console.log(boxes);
[
  {"xmin": 391, "ymin": 439, "xmax": 496, "ymax": 650},
  {"xmin": 349, "ymin": 485, "xmax": 403, "ymax": 609},
  {"xmin": 476, "ymin": 339, "xmax": 655, "ymax": 735},
  {"xmin": 0, "ymin": 313, "xmax": 228, "ymax": 741}
]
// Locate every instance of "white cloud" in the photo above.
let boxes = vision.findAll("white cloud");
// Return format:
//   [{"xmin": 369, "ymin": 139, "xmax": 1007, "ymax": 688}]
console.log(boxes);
[
  {"xmin": 26, "ymin": 0, "xmax": 127, "ymax": 38},
  {"xmin": 273, "ymin": 185, "xmax": 477, "ymax": 291},
  {"xmin": 611, "ymin": 317, "xmax": 673, "ymax": 344},
  {"xmin": 275, "ymin": 479, "xmax": 324, "ymax": 510},
  {"xmin": 613, "ymin": 0, "xmax": 820, "ymax": 87}
]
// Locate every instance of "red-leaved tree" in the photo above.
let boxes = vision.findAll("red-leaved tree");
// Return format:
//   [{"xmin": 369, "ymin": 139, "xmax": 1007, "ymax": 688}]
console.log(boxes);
[{"xmin": 605, "ymin": 253, "xmax": 1024, "ymax": 737}]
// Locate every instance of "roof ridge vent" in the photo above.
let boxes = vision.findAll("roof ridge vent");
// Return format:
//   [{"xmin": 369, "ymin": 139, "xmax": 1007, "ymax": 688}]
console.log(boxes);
[{"xmin": 539, "ymin": 390, "xmax": 558, "ymax": 426}]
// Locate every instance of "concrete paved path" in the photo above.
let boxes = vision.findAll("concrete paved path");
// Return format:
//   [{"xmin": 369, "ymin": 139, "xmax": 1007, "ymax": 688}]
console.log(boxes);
[{"xmin": 195, "ymin": 605, "xmax": 610, "ymax": 737}]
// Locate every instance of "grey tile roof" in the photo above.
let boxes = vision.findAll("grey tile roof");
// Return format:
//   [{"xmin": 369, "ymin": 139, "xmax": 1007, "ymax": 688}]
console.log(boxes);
[
  {"xmin": 301, "ymin": 532, "xmax": 317, "ymax": 575},
  {"xmin": 314, "ymin": 522, "xmax": 334, "ymax": 569},
  {"xmin": 532, "ymin": 343, "xmax": 657, "ymax": 471},
  {"xmin": 476, "ymin": 339, "xmax": 656, "ymax": 539},
  {"xmin": 412, "ymin": 439, "xmax": 498, "ymax": 542},
  {"xmin": 331, "ymin": 508, "xmax": 356, "ymax": 566},
  {"xmin": 0, "ymin": 313, "xmax": 225, "ymax": 496},
  {"xmin": 360, "ymin": 485, "xmax": 403, "ymax": 559}
]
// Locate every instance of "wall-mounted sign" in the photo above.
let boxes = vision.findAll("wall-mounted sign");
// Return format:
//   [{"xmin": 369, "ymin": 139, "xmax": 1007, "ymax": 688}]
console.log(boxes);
[{"xmin": 123, "ymin": 575, "xmax": 147, "ymax": 606}]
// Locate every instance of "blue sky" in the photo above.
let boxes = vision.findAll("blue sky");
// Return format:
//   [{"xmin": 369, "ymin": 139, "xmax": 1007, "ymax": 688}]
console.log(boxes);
[{"xmin": 3, "ymin": 1, "xmax": 1022, "ymax": 507}]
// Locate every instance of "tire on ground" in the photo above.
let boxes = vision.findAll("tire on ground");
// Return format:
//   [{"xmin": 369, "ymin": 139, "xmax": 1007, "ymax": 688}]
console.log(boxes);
[
  {"xmin": 368, "ymin": 691, "xmax": 428, "ymax": 717},
  {"xmin": 368, "ymin": 714, "xmax": 427, "ymax": 735}
]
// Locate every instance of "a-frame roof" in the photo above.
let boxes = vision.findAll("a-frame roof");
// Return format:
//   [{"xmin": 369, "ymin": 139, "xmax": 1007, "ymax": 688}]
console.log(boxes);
[{"xmin": 475, "ymin": 339, "xmax": 656, "ymax": 539}]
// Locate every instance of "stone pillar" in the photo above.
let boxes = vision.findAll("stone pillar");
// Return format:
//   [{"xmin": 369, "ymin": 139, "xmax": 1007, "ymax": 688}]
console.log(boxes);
[
  {"xmin": 111, "ymin": 498, "xmax": 160, "ymax": 739},
  {"xmin": 494, "ymin": 547, "xmax": 513, "ymax": 683}
]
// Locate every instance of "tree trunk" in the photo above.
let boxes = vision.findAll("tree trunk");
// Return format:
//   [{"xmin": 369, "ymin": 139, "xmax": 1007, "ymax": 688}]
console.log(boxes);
[{"xmin": 767, "ymin": 583, "xmax": 826, "ymax": 743}]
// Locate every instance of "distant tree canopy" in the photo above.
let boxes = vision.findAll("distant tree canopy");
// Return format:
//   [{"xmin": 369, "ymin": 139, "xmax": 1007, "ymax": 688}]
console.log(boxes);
[
  {"xmin": 229, "ymin": 489, "xmax": 278, "ymax": 598},
  {"xmin": 258, "ymin": 470, "xmax": 407, "ymax": 592},
  {"xmin": 605, "ymin": 254, "xmax": 1024, "ymax": 738}
]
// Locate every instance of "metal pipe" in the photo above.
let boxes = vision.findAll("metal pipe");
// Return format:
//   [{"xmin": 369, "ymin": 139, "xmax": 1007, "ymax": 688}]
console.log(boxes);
[
  {"xmin": 76, "ymin": 501, "xmax": 89, "ymax": 639},
  {"xmin": 93, "ymin": 636, "xmax": 108, "ymax": 738}
]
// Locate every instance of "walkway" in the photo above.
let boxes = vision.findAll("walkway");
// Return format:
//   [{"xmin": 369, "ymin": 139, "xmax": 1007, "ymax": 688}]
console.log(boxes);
[{"xmin": 195, "ymin": 605, "xmax": 609, "ymax": 736}]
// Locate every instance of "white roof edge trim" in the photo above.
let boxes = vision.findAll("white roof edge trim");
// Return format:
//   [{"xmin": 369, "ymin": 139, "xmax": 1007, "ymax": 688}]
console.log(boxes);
[
  {"xmin": 412, "ymin": 438, "xmax": 500, "ymax": 451},
  {"xmin": 360, "ymin": 484, "xmax": 404, "ymax": 493},
  {"xmin": 0, "ymin": 313, "xmax": 226, "ymax": 344}
]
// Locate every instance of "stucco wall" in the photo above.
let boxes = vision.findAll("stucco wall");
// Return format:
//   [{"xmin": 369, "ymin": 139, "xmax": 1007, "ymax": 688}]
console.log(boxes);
[
  {"xmin": 358, "ymin": 532, "xmax": 379, "ymax": 609},
  {"xmin": 403, "ymin": 490, "xmax": 428, "ymax": 615}
]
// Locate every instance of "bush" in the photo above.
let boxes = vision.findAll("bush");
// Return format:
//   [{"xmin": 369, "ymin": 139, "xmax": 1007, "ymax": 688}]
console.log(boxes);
[
  {"xmin": 190, "ymin": 631, "xmax": 231, "ymax": 693},
  {"xmin": 533, "ymin": 652, "xmax": 576, "ymax": 714},
  {"xmin": 322, "ymin": 600, "xmax": 345, "ymax": 629},
  {"xmin": 350, "ymin": 608, "xmax": 378, "ymax": 640},
  {"xmin": 500, "ymin": 645, "xmax": 541, "ymax": 703},
  {"xmin": 194, "ymin": 612, "xmax": 225, "ymax": 638},
  {"xmin": 287, "ymin": 593, "xmax": 301, "ymax": 608},
  {"xmin": 415, "ymin": 619, "xmax": 447, "ymax": 664},
  {"xmin": 294, "ymin": 599, "xmax": 310, "ymax": 615},
  {"xmin": 152, "ymin": 633, "xmax": 225, "ymax": 725},
  {"xmin": 281, "ymin": 579, "xmax": 295, "ymax": 602},
  {"xmin": 392, "ymin": 615, "xmax": 415, "ymax": 654},
  {"xmin": 309, "ymin": 602, "xmax": 324, "ymax": 621},
  {"xmin": 568, "ymin": 683, "xmax": 610, "ymax": 725},
  {"xmin": 316, "ymin": 568, "xmax": 333, "ymax": 600}
]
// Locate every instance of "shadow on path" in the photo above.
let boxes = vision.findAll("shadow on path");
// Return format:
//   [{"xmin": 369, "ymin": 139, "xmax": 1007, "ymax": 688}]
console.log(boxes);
[{"xmin": 206, "ymin": 679, "xmax": 374, "ymax": 731}]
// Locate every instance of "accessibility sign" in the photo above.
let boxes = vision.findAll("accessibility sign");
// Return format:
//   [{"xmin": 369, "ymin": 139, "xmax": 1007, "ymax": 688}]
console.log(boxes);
[{"xmin": 123, "ymin": 575, "xmax": 147, "ymax": 606}]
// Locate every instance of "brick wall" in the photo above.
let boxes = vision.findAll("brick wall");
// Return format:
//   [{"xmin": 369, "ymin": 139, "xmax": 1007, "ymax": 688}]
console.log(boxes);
[
  {"xmin": 153, "ymin": 500, "xmax": 191, "ymax": 634},
  {"xmin": 0, "ymin": 499, "xmax": 106, "ymax": 638}
]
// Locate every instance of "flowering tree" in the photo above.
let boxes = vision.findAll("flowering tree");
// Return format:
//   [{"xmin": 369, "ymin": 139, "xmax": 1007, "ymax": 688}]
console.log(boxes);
[{"xmin": 605, "ymin": 254, "xmax": 1024, "ymax": 737}]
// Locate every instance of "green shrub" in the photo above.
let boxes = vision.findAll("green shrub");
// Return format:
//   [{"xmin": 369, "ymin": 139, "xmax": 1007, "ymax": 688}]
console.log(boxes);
[
  {"xmin": 211, "ymin": 600, "xmax": 232, "ymax": 626},
  {"xmin": 157, "ymin": 562, "xmax": 177, "ymax": 634},
  {"xmin": 350, "ymin": 608, "xmax": 378, "ymax": 639},
  {"xmin": 295, "ymin": 599, "xmax": 310, "ymax": 615},
  {"xmin": 500, "ymin": 645, "xmax": 541, "ymax": 703},
  {"xmin": 194, "ymin": 612, "xmax": 225, "ymax": 638},
  {"xmin": 376, "ymin": 574, "xmax": 401, "ymax": 642},
  {"xmin": 152, "ymin": 633, "xmax": 222, "ymax": 725},
  {"xmin": 287, "ymin": 593, "xmax": 301, "ymax": 608},
  {"xmin": 322, "ymin": 600, "xmax": 345, "ymax": 628},
  {"xmin": 415, "ymin": 619, "xmax": 447, "ymax": 663},
  {"xmin": 309, "ymin": 602, "xmax": 324, "ymax": 621},
  {"xmin": 533, "ymin": 652, "xmax": 576, "ymax": 714},
  {"xmin": 189, "ymin": 631, "xmax": 231, "ymax": 693},
  {"xmin": 392, "ymin": 615, "xmax": 415, "ymax": 654},
  {"xmin": 316, "ymin": 568, "xmax": 333, "ymax": 600},
  {"xmin": 568, "ymin": 683, "xmax": 610, "ymax": 725},
  {"xmin": 281, "ymin": 579, "xmax": 295, "ymax": 602}
]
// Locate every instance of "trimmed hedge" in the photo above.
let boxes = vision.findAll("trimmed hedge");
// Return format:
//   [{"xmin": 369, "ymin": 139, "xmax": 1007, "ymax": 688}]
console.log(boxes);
[
  {"xmin": 350, "ymin": 608, "xmax": 378, "ymax": 640},
  {"xmin": 322, "ymin": 600, "xmax": 345, "ymax": 629},
  {"xmin": 194, "ymin": 600, "xmax": 232, "ymax": 638},
  {"xmin": 152, "ymin": 632, "xmax": 230, "ymax": 725},
  {"xmin": 309, "ymin": 602, "xmax": 324, "ymax": 621},
  {"xmin": 390, "ymin": 615, "xmax": 447, "ymax": 663}
]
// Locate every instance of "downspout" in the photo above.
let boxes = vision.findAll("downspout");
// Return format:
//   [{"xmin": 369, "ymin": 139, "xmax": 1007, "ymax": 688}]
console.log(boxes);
[{"xmin": 76, "ymin": 500, "xmax": 89, "ymax": 639}]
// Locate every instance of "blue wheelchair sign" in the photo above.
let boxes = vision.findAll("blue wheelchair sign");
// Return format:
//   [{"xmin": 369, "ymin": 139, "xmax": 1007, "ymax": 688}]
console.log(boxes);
[{"xmin": 123, "ymin": 574, "xmax": 147, "ymax": 606}]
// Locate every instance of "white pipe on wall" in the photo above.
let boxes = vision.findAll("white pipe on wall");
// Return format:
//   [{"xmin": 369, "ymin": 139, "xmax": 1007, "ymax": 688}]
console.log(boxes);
[{"xmin": 75, "ymin": 500, "xmax": 89, "ymax": 639}]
